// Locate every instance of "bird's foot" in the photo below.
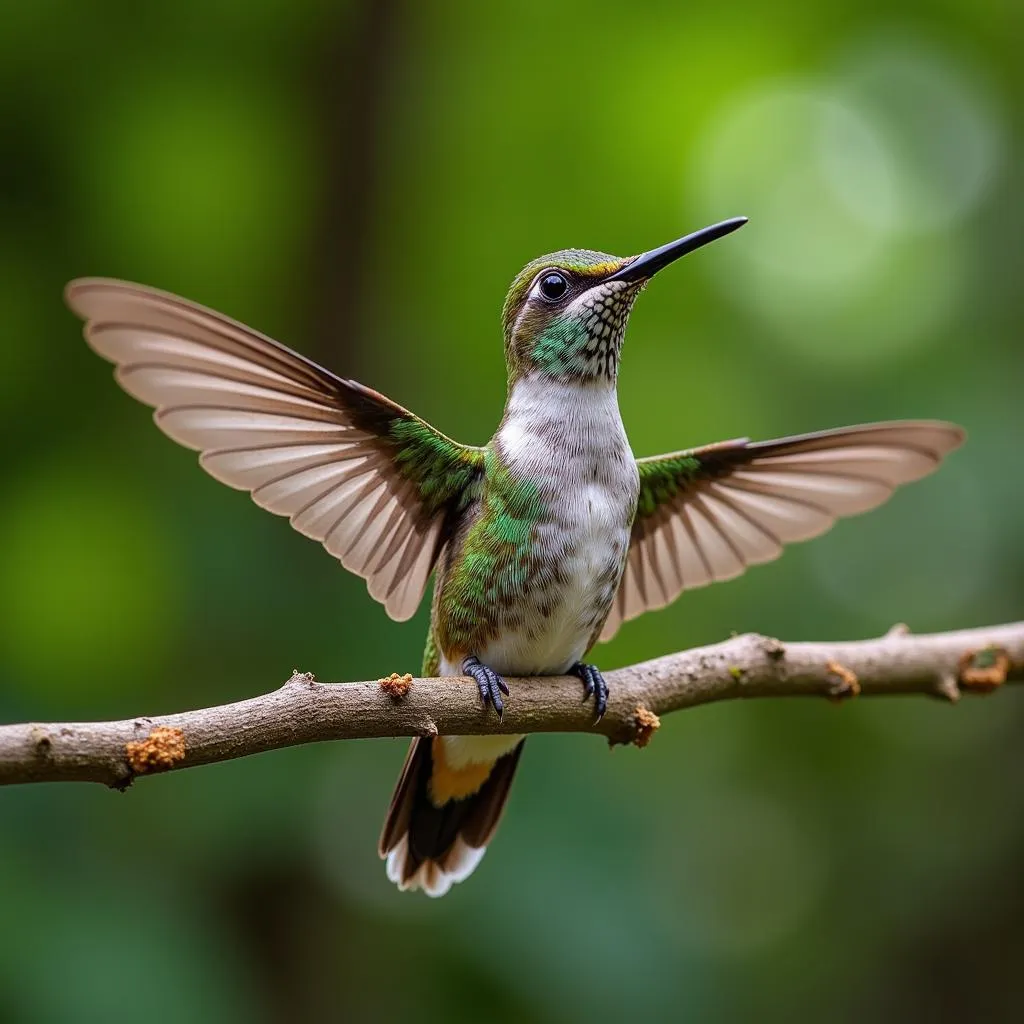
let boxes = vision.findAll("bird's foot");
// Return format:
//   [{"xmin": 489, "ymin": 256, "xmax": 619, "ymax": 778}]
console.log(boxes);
[
  {"xmin": 462, "ymin": 656, "xmax": 510, "ymax": 719},
  {"xmin": 570, "ymin": 662, "xmax": 609, "ymax": 720}
]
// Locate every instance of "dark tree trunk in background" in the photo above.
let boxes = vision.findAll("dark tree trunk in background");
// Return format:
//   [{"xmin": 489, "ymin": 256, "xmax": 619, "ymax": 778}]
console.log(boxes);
[{"xmin": 305, "ymin": 0, "xmax": 411, "ymax": 371}]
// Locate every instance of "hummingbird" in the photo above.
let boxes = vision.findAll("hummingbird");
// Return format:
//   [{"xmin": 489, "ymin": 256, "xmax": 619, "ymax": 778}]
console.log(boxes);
[{"xmin": 66, "ymin": 217, "xmax": 964, "ymax": 897}]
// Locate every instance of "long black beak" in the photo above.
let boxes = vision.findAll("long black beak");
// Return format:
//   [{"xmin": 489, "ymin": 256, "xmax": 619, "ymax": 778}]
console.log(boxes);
[{"xmin": 606, "ymin": 217, "xmax": 748, "ymax": 283}]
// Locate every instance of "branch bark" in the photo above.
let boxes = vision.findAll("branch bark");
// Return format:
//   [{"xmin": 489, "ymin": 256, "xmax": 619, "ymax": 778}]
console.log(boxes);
[{"xmin": 2, "ymin": 622, "xmax": 1021, "ymax": 789}]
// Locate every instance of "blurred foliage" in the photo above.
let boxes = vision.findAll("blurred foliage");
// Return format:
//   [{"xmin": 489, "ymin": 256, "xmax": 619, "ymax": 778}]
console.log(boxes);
[{"xmin": 1, "ymin": 1, "xmax": 1022, "ymax": 1022}]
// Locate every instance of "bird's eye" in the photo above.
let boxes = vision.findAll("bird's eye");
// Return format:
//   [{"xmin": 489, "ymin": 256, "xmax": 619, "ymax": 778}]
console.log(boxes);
[{"xmin": 538, "ymin": 272, "xmax": 568, "ymax": 301}]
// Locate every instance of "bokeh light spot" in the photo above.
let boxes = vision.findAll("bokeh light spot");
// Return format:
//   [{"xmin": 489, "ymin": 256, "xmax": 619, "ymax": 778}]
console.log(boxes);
[
  {"xmin": 834, "ymin": 38, "xmax": 1004, "ymax": 231},
  {"xmin": 695, "ymin": 85, "xmax": 894, "ymax": 289},
  {"xmin": 690, "ymin": 36, "xmax": 1003, "ymax": 370}
]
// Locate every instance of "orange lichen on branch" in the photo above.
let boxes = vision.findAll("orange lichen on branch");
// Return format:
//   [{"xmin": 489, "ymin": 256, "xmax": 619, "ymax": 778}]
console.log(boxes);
[
  {"xmin": 379, "ymin": 672, "xmax": 413, "ymax": 699},
  {"xmin": 633, "ymin": 706, "xmax": 661, "ymax": 748},
  {"xmin": 125, "ymin": 726, "xmax": 186, "ymax": 774},
  {"xmin": 958, "ymin": 646, "xmax": 1010, "ymax": 692},
  {"xmin": 826, "ymin": 659, "xmax": 860, "ymax": 700}
]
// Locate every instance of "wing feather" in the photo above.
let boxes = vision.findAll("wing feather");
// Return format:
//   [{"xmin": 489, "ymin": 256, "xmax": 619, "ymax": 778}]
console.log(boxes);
[
  {"xmin": 601, "ymin": 421, "xmax": 964, "ymax": 641},
  {"xmin": 67, "ymin": 277, "xmax": 483, "ymax": 620}
]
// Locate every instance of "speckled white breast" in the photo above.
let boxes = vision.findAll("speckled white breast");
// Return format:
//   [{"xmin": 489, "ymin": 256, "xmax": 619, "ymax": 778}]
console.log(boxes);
[{"xmin": 443, "ymin": 376, "xmax": 638, "ymax": 678}]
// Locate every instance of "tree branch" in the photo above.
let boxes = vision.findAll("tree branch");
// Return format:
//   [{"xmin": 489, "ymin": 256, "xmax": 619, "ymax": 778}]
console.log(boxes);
[{"xmin": 2, "ymin": 622, "xmax": 1021, "ymax": 789}]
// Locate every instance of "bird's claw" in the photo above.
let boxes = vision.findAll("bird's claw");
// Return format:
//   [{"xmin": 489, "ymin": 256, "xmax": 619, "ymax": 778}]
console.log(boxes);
[
  {"xmin": 570, "ymin": 662, "xmax": 609, "ymax": 720},
  {"xmin": 462, "ymin": 656, "xmax": 509, "ymax": 719}
]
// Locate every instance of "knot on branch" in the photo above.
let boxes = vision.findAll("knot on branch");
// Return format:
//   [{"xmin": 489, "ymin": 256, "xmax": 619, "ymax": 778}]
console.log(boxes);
[
  {"xmin": 125, "ymin": 726, "xmax": 186, "ymax": 775},
  {"xmin": 958, "ymin": 646, "xmax": 1010, "ymax": 692},
  {"xmin": 379, "ymin": 672, "xmax": 413, "ymax": 700},
  {"xmin": 30, "ymin": 727, "xmax": 53, "ymax": 757}
]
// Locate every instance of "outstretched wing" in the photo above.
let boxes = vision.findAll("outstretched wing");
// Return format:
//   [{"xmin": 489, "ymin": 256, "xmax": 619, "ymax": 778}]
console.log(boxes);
[
  {"xmin": 600, "ymin": 421, "xmax": 965, "ymax": 641},
  {"xmin": 66, "ymin": 278, "xmax": 483, "ymax": 621}
]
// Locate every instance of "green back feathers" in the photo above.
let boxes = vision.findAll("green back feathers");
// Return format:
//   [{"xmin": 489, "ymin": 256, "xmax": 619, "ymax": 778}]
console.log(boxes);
[
  {"xmin": 388, "ymin": 418, "xmax": 482, "ymax": 516},
  {"xmin": 332, "ymin": 378, "xmax": 484, "ymax": 520},
  {"xmin": 635, "ymin": 452, "xmax": 704, "ymax": 518},
  {"xmin": 434, "ymin": 446, "xmax": 547, "ymax": 653}
]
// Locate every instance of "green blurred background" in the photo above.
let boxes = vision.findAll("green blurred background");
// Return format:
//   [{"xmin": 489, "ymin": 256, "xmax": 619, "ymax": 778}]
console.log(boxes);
[{"xmin": 1, "ymin": 1, "xmax": 1021, "ymax": 1021}]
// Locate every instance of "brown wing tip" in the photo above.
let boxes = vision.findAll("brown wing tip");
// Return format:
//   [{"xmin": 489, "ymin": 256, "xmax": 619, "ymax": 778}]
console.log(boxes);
[
  {"xmin": 875, "ymin": 419, "xmax": 967, "ymax": 455},
  {"xmin": 939, "ymin": 421, "xmax": 967, "ymax": 453},
  {"xmin": 907, "ymin": 420, "xmax": 967, "ymax": 462},
  {"xmin": 64, "ymin": 277, "xmax": 96, "ymax": 318},
  {"xmin": 64, "ymin": 276, "xmax": 149, "ymax": 321}
]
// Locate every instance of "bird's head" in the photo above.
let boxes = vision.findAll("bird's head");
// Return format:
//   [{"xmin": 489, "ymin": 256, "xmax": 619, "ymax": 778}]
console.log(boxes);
[{"xmin": 501, "ymin": 217, "xmax": 747, "ymax": 386}]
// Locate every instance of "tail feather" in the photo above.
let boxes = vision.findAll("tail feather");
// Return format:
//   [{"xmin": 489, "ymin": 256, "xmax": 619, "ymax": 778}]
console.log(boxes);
[{"xmin": 379, "ymin": 736, "xmax": 524, "ymax": 897}]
